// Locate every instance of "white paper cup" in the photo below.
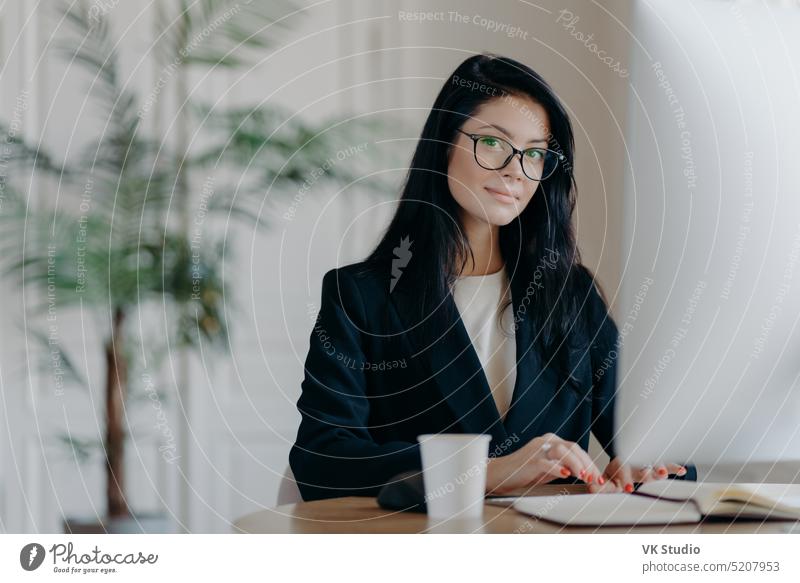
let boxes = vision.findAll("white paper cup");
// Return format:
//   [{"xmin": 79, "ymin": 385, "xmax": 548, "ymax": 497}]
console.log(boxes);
[{"xmin": 417, "ymin": 433, "xmax": 492, "ymax": 519}]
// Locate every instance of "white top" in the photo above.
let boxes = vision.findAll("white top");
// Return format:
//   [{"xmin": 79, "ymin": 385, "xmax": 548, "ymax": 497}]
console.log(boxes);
[{"xmin": 451, "ymin": 268, "xmax": 517, "ymax": 420}]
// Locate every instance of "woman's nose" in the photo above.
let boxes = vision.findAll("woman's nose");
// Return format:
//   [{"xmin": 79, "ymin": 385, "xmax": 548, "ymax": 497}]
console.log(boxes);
[{"xmin": 501, "ymin": 157, "xmax": 527, "ymax": 181}]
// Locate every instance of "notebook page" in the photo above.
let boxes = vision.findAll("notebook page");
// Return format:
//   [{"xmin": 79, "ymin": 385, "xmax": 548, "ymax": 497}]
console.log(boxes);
[{"xmin": 513, "ymin": 493, "xmax": 701, "ymax": 526}]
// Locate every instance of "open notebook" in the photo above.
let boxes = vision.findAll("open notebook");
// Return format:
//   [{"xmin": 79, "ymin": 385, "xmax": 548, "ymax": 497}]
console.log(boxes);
[{"xmin": 511, "ymin": 482, "xmax": 800, "ymax": 526}]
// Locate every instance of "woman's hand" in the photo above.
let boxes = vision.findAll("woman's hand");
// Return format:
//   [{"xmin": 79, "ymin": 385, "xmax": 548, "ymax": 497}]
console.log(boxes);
[
  {"xmin": 591, "ymin": 457, "xmax": 688, "ymax": 494},
  {"xmin": 485, "ymin": 433, "xmax": 606, "ymax": 495}
]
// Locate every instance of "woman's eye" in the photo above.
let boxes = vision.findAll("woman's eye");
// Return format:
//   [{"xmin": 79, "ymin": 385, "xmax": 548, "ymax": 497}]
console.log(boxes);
[
  {"xmin": 525, "ymin": 149, "xmax": 544, "ymax": 159},
  {"xmin": 478, "ymin": 136, "xmax": 501, "ymax": 148}
]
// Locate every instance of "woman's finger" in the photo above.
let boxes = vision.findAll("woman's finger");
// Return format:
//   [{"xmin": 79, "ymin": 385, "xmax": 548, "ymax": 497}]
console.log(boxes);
[
  {"xmin": 547, "ymin": 442, "xmax": 588, "ymax": 480},
  {"xmin": 634, "ymin": 465, "xmax": 659, "ymax": 483},
  {"xmin": 608, "ymin": 462, "xmax": 635, "ymax": 493},
  {"xmin": 518, "ymin": 457, "xmax": 568, "ymax": 487},
  {"xmin": 534, "ymin": 459, "xmax": 570, "ymax": 484},
  {"xmin": 653, "ymin": 465, "xmax": 670, "ymax": 480},
  {"xmin": 643, "ymin": 463, "xmax": 688, "ymax": 481},
  {"xmin": 665, "ymin": 463, "xmax": 688, "ymax": 476},
  {"xmin": 565, "ymin": 441, "xmax": 604, "ymax": 484},
  {"xmin": 587, "ymin": 478, "xmax": 621, "ymax": 494}
]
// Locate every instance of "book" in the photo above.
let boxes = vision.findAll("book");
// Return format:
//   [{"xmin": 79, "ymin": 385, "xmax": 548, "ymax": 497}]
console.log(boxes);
[
  {"xmin": 512, "ymin": 492, "xmax": 701, "ymax": 526},
  {"xmin": 511, "ymin": 482, "xmax": 800, "ymax": 526},
  {"xmin": 636, "ymin": 481, "xmax": 800, "ymax": 520}
]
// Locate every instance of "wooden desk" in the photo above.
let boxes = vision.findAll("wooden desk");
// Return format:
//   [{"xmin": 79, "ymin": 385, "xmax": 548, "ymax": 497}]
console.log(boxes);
[{"xmin": 233, "ymin": 484, "xmax": 800, "ymax": 534}]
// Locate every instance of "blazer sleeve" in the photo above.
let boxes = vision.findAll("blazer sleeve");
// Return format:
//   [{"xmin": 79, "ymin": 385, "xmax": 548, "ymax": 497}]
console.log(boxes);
[
  {"xmin": 586, "ymin": 277, "xmax": 697, "ymax": 481},
  {"xmin": 289, "ymin": 268, "xmax": 422, "ymax": 501}
]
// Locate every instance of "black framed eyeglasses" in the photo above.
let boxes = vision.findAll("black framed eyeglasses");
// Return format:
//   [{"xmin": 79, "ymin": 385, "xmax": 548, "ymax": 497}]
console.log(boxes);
[{"xmin": 455, "ymin": 128, "xmax": 566, "ymax": 181}]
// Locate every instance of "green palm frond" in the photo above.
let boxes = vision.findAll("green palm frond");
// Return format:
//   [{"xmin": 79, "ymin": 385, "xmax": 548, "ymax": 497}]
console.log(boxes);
[
  {"xmin": 190, "ymin": 102, "xmax": 398, "ymax": 197},
  {"xmin": 28, "ymin": 327, "xmax": 88, "ymax": 390},
  {"xmin": 2, "ymin": 1, "xmax": 407, "ymax": 482},
  {"xmin": 0, "ymin": 122, "xmax": 67, "ymax": 177},
  {"xmin": 3, "ymin": 0, "xmax": 400, "ymax": 375},
  {"xmin": 56, "ymin": 0, "xmax": 122, "ymax": 103},
  {"xmin": 155, "ymin": 0, "xmax": 297, "ymax": 69},
  {"xmin": 54, "ymin": 434, "xmax": 102, "ymax": 464}
]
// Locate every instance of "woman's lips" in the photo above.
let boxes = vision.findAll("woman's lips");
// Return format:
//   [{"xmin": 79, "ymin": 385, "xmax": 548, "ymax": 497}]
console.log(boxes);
[{"xmin": 485, "ymin": 187, "xmax": 518, "ymax": 205}]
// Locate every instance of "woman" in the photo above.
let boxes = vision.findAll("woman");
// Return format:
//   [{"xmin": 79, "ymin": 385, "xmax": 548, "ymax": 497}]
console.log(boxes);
[{"xmin": 290, "ymin": 53, "xmax": 694, "ymax": 501}]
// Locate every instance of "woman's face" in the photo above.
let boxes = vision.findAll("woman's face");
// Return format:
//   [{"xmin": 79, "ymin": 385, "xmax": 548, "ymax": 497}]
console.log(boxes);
[{"xmin": 447, "ymin": 95, "xmax": 552, "ymax": 227}]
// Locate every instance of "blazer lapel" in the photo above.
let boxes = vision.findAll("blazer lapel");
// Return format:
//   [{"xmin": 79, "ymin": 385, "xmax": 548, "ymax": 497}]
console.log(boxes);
[
  {"xmin": 389, "ymin": 283, "xmax": 509, "ymax": 445},
  {"xmin": 389, "ymin": 271, "xmax": 593, "ymax": 450},
  {"xmin": 503, "ymin": 272, "xmax": 592, "ymax": 444},
  {"xmin": 500, "ymin": 272, "xmax": 554, "ymax": 444}
]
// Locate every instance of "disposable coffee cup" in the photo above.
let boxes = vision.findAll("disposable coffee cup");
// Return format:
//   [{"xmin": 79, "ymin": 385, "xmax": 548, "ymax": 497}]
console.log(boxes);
[{"xmin": 417, "ymin": 433, "xmax": 492, "ymax": 519}]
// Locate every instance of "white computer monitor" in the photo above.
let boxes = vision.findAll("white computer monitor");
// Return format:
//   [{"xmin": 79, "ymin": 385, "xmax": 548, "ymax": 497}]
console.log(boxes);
[{"xmin": 615, "ymin": 0, "xmax": 800, "ymax": 468}]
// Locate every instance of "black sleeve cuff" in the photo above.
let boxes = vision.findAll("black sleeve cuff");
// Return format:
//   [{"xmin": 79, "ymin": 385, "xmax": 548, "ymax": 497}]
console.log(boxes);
[{"xmin": 672, "ymin": 463, "xmax": 697, "ymax": 481}]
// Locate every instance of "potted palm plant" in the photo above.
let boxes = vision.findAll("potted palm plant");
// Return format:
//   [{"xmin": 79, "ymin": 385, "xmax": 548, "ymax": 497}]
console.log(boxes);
[{"xmin": 0, "ymin": 0, "xmax": 393, "ymax": 533}]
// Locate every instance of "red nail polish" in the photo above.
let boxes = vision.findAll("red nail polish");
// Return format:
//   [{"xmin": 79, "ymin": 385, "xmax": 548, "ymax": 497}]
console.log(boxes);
[
  {"xmin": 587, "ymin": 474, "xmax": 593, "ymax": 484},
  {"xmin": 598, "ymin": 476, "xmax": 605, "ymax": 485},
  {"xmin": 560, "ymin": 467, "xmax": 570, "ymax": 477},
  {"xmin": 658, "ymin": 468, "xmax": 668, "ymax": 476},
  {"xmin": 624, "ymin": 483, "xmax": 634, "ymax": 493},
  {"xmin": 579, "ymin": 469, "xmax": 586, "ymax": 478}
]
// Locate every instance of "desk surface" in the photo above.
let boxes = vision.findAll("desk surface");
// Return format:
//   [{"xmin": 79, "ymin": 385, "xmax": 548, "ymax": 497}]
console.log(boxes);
[{"xmin": 233, "ymin": 484, "xmax": 800, "ymax": 534}]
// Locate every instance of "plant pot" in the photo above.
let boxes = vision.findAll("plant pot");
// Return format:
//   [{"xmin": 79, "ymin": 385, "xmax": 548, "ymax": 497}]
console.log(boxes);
[{"xmin": 63, "ymin": 512, "xmax": 176, "ymax": 534}]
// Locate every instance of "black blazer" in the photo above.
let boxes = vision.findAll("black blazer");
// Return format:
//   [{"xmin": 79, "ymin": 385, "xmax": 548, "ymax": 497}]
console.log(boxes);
[{"xmin": 289, "ymin": 261, "xmax": 694, "ymax": 501}]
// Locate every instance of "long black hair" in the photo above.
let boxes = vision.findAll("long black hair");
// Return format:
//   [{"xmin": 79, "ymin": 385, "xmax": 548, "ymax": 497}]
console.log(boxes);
[{"xmin": 360, "ymin": 53, "xmax": 601, "ymax": 377}]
